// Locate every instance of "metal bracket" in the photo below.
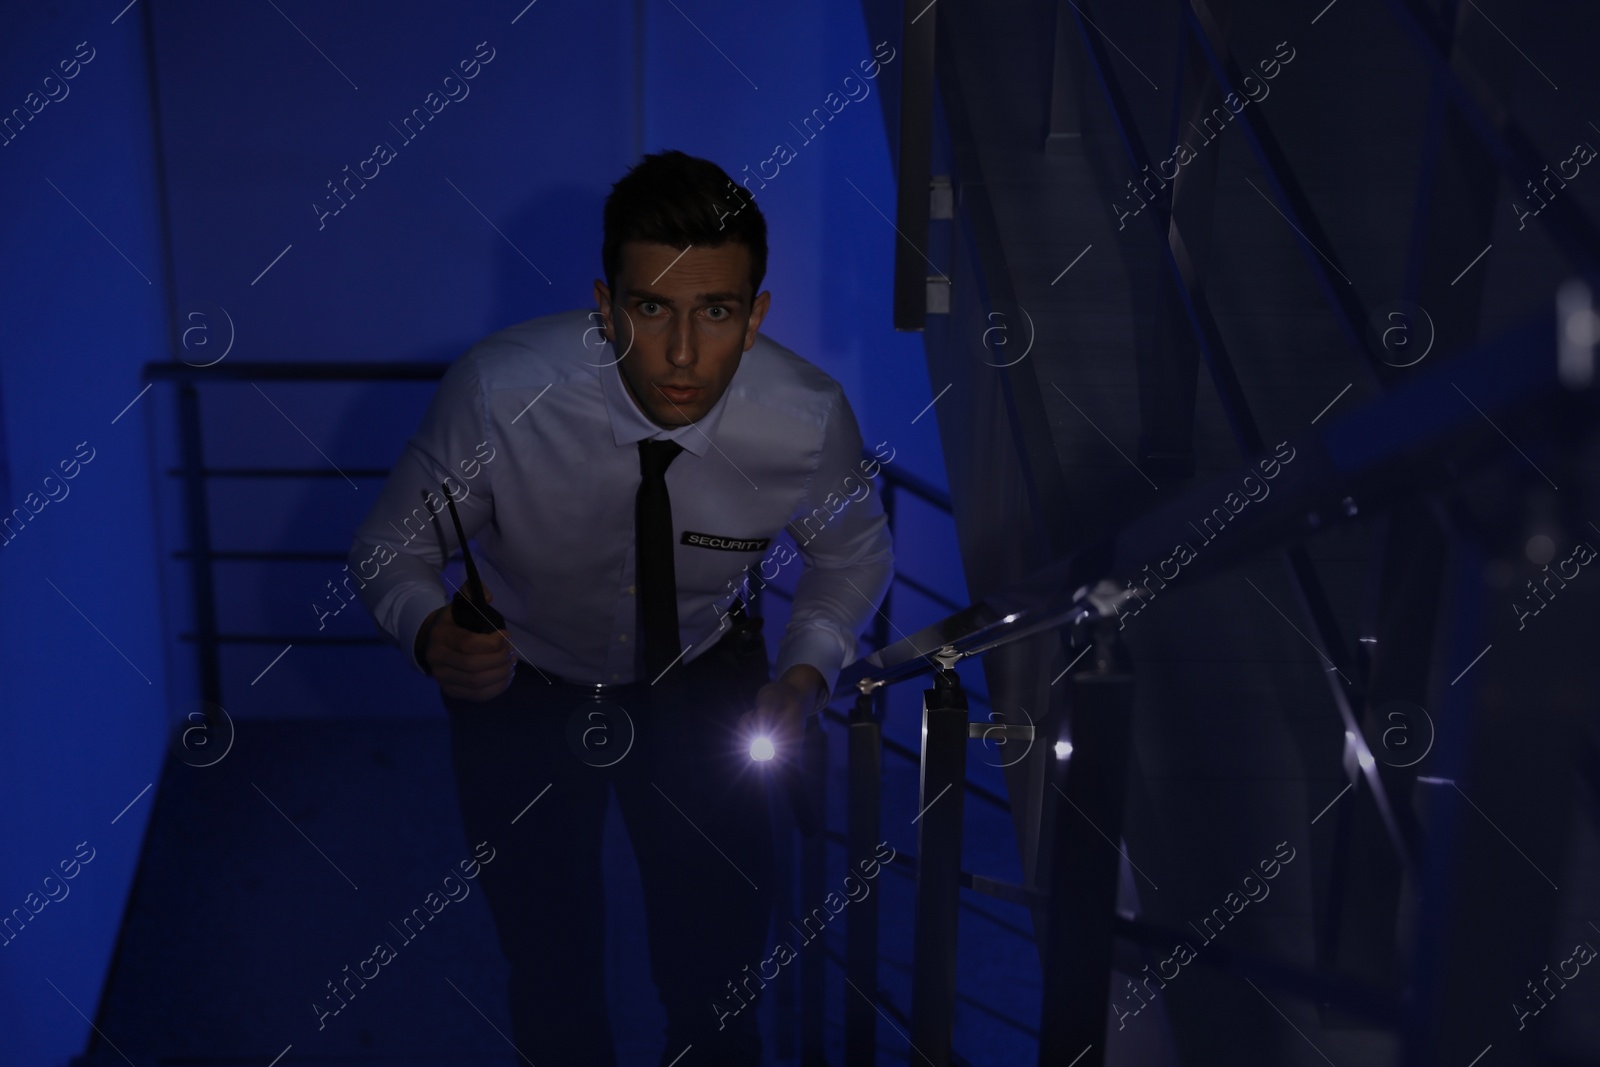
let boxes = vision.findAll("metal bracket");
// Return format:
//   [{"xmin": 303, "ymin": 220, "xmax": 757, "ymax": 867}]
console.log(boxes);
[{"xmin": 968, "ymin": 722, "xmax": 1036, "ymax": 741}]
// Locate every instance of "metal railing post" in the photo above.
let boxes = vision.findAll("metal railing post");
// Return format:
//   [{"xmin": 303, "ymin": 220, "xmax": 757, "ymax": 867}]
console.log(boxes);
[
  {"xmin": 845, "ymin": 686, "xmax": 883, "ymax": 1064},
  {"xmin": 909, "ymin": 649, "xmax": 970, "ymax": 1064},
  {"xmin": 893, "ymin": 0, "xmax": 937, "ymax": 330},
  {"xmin": 176, "ymin": 380, "xmax": 221, "ymax": 706},
  {"xmin": 771, "ymin": 641, "xmax": 798, "ymax": 1063},
  {"xmin": 1037, "ymin": 636, "xmax": 1135, "ymax": 1066},
  {"xmin": 800, "ymin": 711, "xmax": 828, "ymax": 1065}
]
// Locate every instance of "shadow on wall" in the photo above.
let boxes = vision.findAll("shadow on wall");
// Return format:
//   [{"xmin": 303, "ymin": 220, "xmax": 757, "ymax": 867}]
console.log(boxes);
[
  {"xmin": 232, "ymin": 183, "xmax": 609, "ymax": 720},
  {"xmin": 489, "ymin": 182, "xmax": 608, "ymax": 335}
]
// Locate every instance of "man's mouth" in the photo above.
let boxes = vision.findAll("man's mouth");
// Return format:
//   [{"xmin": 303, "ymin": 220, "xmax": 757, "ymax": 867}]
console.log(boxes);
[{"xmin": 657, "ymin": 384, "xmax": 701, "ymax": 404}]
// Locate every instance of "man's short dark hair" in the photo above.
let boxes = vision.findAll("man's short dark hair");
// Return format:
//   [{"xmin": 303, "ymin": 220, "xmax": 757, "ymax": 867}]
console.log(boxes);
[{"xmin": 601, "ymin": 149, "xmax": 768, "ymax": 300}]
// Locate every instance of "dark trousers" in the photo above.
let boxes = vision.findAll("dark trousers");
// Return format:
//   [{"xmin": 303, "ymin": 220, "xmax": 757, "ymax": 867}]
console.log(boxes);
[{"xmin": 444, "ymin": 625, "xmax": 776, "ymax": 1066}]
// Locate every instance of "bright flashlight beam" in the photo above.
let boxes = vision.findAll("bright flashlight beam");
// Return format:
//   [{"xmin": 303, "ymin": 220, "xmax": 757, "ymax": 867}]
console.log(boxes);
[{"xmin": 749, "ymin": 736, "xmax": 776, "ymax": 762}]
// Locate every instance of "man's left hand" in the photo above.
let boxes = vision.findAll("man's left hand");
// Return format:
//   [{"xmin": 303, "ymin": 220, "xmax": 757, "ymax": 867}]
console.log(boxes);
[{"xmin": 740, "ymin": 664, "xmax": 828, "ymax": 760}]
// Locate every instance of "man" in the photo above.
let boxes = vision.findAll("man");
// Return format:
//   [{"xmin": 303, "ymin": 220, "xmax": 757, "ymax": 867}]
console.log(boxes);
[{"xmin": 347, "ymin": 149, "xmax": 894, "ymax": 1065}]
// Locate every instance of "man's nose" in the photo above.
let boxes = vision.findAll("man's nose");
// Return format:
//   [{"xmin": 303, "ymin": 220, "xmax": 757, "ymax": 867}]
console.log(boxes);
[{"xmin": 666, "ymin": 313, "xmax": 697, "ymax": 367}]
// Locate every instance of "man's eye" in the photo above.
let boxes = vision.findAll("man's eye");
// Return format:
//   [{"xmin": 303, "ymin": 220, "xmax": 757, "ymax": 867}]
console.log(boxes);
[
  {"xmin": 705, "ymin": 306, "xmax": 727, "ymax": 320},
  {"xmin": 640, "ymin": 302, "xmax": 660, "ymax": 315}
]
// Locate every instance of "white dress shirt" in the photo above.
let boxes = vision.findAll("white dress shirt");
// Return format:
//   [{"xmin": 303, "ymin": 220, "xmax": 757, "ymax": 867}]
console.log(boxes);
[{"xmin": 347, "ymin": 307, "xmax": 895, "ymax": 696}]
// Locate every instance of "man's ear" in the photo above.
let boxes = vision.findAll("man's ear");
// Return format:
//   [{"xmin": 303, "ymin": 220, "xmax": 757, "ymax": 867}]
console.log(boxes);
[
  {"xmin": 745, "ymin": 289, "xmax": 771, "ymax": 351},
  {"xmin": 592, "ymin": 279, "xmax": 612, "ymax": 340}
]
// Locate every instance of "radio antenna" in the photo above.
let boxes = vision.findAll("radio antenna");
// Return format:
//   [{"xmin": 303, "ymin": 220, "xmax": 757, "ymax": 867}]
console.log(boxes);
[
  {"xmin": 441, "ymin": 485, "xmax": 488, "ymax": 601},
  {"xmin": 431, "ymin": 484, "xmax": 505, "ymax": 634}
]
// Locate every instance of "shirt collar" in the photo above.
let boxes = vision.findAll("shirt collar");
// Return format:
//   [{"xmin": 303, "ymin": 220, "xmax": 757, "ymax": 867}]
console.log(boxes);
[{"xmin": 599, "ymin": 351, "xmax": 737, "ymax": 458}]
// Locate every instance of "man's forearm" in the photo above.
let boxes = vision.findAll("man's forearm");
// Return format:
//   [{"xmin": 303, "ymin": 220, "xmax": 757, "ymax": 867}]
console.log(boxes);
[
  {"xmin": 778, "ymin": 663, "xmax": 829, "ymax": 715},
  {"xmin": 777, "ymin": 524, "xmax": 894, "ymax": 698}
]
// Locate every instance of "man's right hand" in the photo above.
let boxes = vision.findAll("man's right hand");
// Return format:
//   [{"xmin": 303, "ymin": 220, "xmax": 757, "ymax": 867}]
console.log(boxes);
[{"xmin": 417, "ymin": 590, "xmax": 516, "ymax": 701}]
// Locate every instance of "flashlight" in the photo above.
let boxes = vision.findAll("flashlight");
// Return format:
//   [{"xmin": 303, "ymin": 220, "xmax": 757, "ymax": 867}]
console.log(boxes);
[{"xmin": 745, "ymin": 720, "xmax": 818, "ymax": 837}]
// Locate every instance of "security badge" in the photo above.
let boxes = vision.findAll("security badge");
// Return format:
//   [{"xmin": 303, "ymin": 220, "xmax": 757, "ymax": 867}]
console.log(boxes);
[
  {"xmin": 679, "ymin": 531, "xmax": 767, "ymax": 650},
  {"xmin": 680, "ymin": 530, "xmax": 771, "ymax": 553}
]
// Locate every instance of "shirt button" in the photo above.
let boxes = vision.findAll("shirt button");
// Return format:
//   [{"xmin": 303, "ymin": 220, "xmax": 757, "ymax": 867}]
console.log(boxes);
[
  {"xmin": 618, "ymin": 634, "xmax": 628, "ymax": 643},
  {"xmin": 626, "ymin": 585, "xmax": 636, "ymax": 595},
  {"xmin": 612, "ymin": 673, "xmax": 621, "ymax": 681}
]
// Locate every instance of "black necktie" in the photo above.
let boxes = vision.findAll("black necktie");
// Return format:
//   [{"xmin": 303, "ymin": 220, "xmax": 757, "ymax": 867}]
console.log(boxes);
[{"xmin": 637, "ymin": 438, "xmax": 685, "ymax": 679}]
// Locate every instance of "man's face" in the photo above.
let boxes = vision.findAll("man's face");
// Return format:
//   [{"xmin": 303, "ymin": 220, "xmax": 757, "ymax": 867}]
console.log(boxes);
[{"xmin": 592, "ymin": 240, "xmax": 771, "ymax": 429}]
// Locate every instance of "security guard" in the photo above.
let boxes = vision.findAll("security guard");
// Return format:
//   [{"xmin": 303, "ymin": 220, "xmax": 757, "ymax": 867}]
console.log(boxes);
[{"xmin": 348, "ymin": 149, "xmax": 894, "ymax": 1066}]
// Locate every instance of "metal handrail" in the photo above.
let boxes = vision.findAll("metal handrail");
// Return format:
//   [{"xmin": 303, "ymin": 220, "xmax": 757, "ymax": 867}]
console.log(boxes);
[
  {"xmin": 854, "ymin": 0, "xmax": 1600, "ymax": 1060},
  {"xmin": 142, "ymin": 359, "xmax": 965, "ymax": 705},
  {"xmin": 836, "ymin": 308, "xmax": 1562, "ymax": 687}
]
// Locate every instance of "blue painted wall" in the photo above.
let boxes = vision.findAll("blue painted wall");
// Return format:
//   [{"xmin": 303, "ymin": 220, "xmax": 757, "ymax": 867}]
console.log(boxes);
[
  {"xmin": 127, "ymin": 0, "xmax": 962, "ymax": 727},
  {"xmin": 0, "ymin": 2, "xmax": 968, "ymax": 1062},
  {"xmin": 0, "ymin": 5, "xmax": 172, "ymax": 1065}
]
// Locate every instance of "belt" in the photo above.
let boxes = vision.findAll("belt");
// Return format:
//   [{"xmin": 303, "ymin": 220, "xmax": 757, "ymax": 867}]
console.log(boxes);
[
  {"xmin": 544, "ymin": 674, "xmax": 650, "ymax": 696},
  {"xmin": 529, "ymin": 599, "xmax": 759, "ymax": 695}
]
